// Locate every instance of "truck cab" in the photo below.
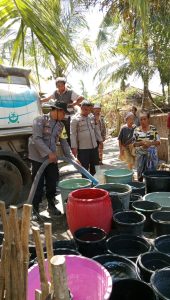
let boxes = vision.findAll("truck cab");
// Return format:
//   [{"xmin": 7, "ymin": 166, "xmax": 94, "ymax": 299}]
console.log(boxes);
[{"xmin": 0, "ymin": 65, "xmax": 41, "ymax": 206}]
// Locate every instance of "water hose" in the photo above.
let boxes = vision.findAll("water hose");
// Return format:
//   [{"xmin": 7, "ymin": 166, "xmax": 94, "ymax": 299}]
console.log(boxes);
[{"xmin": 27, "ymin": 157, "xmax": 99, "ymax": 205}]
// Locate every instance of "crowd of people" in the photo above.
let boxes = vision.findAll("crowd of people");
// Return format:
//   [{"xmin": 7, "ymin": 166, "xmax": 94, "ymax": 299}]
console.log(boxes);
[
  {"xmin": 118, "ymin": 107, "xmax": 160, "ymax": 182},
  {"xmin": 29, "ymin": 77, "xmax": 160, "ymax": 218},
  {"xmin": 29, "ymin": 77, "xmax": 106, "ymax": 218}
]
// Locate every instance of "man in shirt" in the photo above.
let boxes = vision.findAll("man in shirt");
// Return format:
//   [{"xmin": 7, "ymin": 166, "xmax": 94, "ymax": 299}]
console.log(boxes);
[
  {"xmin": 28, "ymin": 101, "xmax": 75, "ymax": 218},
  {"xmin": 41, "ymin": 77, "xmax": 84, "ymax": 144},
  {"xmin": 70, "ymin": 100, "xmax": 103, "ymax": 176}
]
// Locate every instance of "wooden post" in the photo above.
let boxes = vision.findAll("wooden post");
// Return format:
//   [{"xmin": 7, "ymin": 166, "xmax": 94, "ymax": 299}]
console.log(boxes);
[
  {"xmin": 0, "ymin": 241, "xmax": 5, "ymax": 300},
  {"xmin": 9, "ymin": 206, "xmax": 24, "ymax": 300},
  {"xmin": 50, "ymin": 255, "xmax": 70, "ymax": 300},
  {"xmin": 44, "ymin": 223, "xmax": 54, "ymax": 291},
  {"xmin": 21, "ymin": 204, "xmax": 32, "ymax": 300},
  {"xmin": 32, "ymin": 227, "xmax": 49, "ymax": 300},
  {"xmin": 0, "ymin": 201, "xmax": 11, "ymax": 300}
]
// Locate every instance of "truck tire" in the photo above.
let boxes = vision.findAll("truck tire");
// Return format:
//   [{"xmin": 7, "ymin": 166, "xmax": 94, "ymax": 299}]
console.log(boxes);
[
  {"xmin": 0, "ymin": 151, "xmax": 32, "ymax": 205},
  {"xmin": 0, "ymin": 160, "xmax": 23, "ymax": 207}
]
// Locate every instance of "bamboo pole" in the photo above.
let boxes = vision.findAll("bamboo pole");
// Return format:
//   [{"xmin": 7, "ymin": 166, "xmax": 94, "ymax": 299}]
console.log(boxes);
[
  {"xmin": 0, "ymin": 241, "xmax": 5, "ymax": 300},
  {"xmin": 44, "ymin": 223, "xmax": 54, "ymax": 291},
  {"xmin": 50, "ymin": 255, "xmax": 70, "ymax": 300},
  {"xmin": 21, "ymin": 204, "xmax": 32, "ymax": 300},
  {"xmin": 0, "ymin": 201, "xmax": 11, "ymax": 300},
  {"xmin": 9, "ymin": 206, "xmax": 24, "ymax": 300},
  {"xmin": 32, "ymin": 227, "xmax": 49, "ymax": 300},
  {"xmin": 10, "ymin": 242, "xmax": 19, "ymax": 300}
]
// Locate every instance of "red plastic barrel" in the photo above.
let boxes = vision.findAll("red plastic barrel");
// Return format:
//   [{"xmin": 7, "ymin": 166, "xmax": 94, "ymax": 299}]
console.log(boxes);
[{"xmin": 66, "ymin": 188, "xmax": 113, "ymax": 234}]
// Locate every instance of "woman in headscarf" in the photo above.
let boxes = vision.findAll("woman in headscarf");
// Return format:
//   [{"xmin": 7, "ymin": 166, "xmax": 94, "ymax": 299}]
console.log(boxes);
[
  {"xmin": 118, "ymin": 112, "xmax": 136, "ymax": 170},
  {"xmin": 133, "ymin": 111, "xmax": 160, "ymax": 181}
]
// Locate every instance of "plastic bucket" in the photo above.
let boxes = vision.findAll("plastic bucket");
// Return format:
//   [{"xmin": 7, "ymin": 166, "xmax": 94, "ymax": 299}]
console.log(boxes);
[
  {"xmin": 66, "ymin": 188, "xmax": 113, "ymax": 234},
  {"xmin": 110, "ymin": 278, "xmax": 157, "ymax": 300},
  {"xmin": 104, "ymin": 169, "xmax": 133, "ymax": 184},
  {"xmin": 74, "ymin": 227, "xmax": 107, "ymax": 258},
  {"xmin": 151, "ymin": 211, "xmax": 170, "ymax": 237},
  {"xmin": 154, "ymin": 235, "xmax": 170, "ymax": 256},
  {"xmin": 130, "ymin": 193, "xmax": 143, "ymax": 209},
  {"xmin": 92, "ymin": 254, "xmax": 138, "ymax": 282},
  {"xmin": 127, "ymin": 181, "xmax": 145, "ymax": 196},
  {"xmin": 96, "ymin": 183, "xmax": 132, "ymax": 210},
  {"xmin": 106, "ymin": 234, "xmax": 151, "ymax": 262},
  {"xmin": 28, "ymin": 255, "xmax": 112, "ymax": 300},
  {"xmin": 136, "ymin": 252, "xmax": 170, "ymax": 283},
  {"xmin": 144, "ymin": 192, "xmax": 170, "ymax": 211},
  {"xmin": 113, "ymin": 210, "xmax": 146, "ymax": 236},
  {"xmin": 151, "ymin": 267, "xmax": 170, "ymax": 300},
  {"xmin": 143, "ymin": 171, "xmax": 170, "ymax": 193},
  {"xmin": 58, "ymin": 178, "xmax": 92, "ymax": 212},
  {"xmin": 132, "ymin": 200, "xmax": 161, "ymax": 232}
]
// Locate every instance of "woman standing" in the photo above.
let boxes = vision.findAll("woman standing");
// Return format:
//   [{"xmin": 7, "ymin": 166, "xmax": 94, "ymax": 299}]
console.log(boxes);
[
  {"xmin": 133, "ymin": 111, "xmax": 160, "ymax": 181},
  {"xmin": 118, "ymin": 112, "xmax": 136, "ymax": 170}
]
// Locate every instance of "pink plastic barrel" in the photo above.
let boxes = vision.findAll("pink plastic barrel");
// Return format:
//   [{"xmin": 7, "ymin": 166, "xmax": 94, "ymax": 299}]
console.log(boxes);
[
  {"xmin": 66, "ymin": 188, "xmax": 113, "ymax": 234},
  {"xmin": 28, "ymin": 255, "xmax": 112, "ymax": 300}
]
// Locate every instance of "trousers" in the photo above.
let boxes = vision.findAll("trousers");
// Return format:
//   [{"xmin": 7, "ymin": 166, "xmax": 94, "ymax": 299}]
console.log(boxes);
[
  {"xmin": 31, "ymin": 160, "xmax": 59, "ymax": 208},
  {"xmin": 78, "ymin": 147, "xmax": 99, "ymax": 176}
]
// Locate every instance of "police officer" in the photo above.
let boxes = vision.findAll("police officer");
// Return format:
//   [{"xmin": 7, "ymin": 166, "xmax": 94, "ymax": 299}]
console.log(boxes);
[
  {"xmin": 70, "ymin": 100, "xmax": 103, "ymax": 176},
  {"xmin": 28, "ymin": 101, "xmax": 75, "ymax": 217}
]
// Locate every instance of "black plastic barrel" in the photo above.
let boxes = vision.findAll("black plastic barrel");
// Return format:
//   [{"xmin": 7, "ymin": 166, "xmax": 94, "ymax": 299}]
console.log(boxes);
[
  {"xmin": 92, "ymin": 254, "xmax": 138, "ymax": 282},
  {"xmin": 106, "ymin": 234, "xmax": 151, "ymax": 262},
  {"xmin": 151, "ymin": 267, "xmax": 170, "ymax": 300},
  {"xmin": 143, "ymin": 171, "xmax": 170, "ymax": 193},
  {"xmin": 110, "ymin": 278, "xmax": 157, "ymax": 300},
  {"xmin": 113, "ymin": 210, "xmax": 146, "ymax": 236},
  {"xmin": 73, "ymin": 227, "xmax": 107, "ymax": 258},
  {"xmin": 136, "ymin": 252, "xmax": 170, "ymax": 283},
  {"xmin": 129, "ymin": 193, "xmax": 143, "ymax": 209},
  {"xmin": 128, "ymin": 181, "xmax": 145, "ymax": 196},
  {"xmin": 151, "ymin": 211, "xmax": 170, "ymax": 237},
  {"xmin": 133, "ymin": 200, "xmax": 161, "ymax": 232},
  {"xmin": 154, "ymin": 235, "xmax": 170, "ymax": 256}
]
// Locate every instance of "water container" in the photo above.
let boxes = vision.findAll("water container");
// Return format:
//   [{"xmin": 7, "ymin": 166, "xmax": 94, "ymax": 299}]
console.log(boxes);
[
  {"xmin": 151, "ymin": 267, "xmax": 170, "ymax": 300},
  {"xmin": 128, "ymin": 181, "xmax": 145, "ymax": 196},
  {"xmin": 137, "ymin": 252, "xmax": 170, "ymax": 283},
  {"xmin": 58, "ymin": 178, "xmax": 92, "ymax": 212},
  {"xmin": 107, "ymin": 234, "xmax": 151, "ymax": 262},
  {"xmin": 74, "ymin": 227, "xmax": 107, "ymax": 257},
  {"xmin": 144, "ymin": 192, "xmax": 170, "ymax": 211},
  {"xmin": 110, "ymin": 279, "xmax": 157, "ymax": 300},
  {"xmin": 154, "ymin": 235, "xmax": 170, "ymax": 256},
  {"xmin": 66, "ymin": 188, "xmax": 113, "ymax": 234},
  {"xmin": 143, "ymin": 171, "xmax": 170, "ymax": 193},
  {"xmin": 93, "ymin": 254, "xmax": 138, "ymax": 282},
  {"xmin": 113, "ymin": 210, "xmax": 146, "ymax": 236},
  {"xmin": 104, "ymin": 169, "xmax": 133, "ymax": 184},
  {"xmin": 151, "ymin": 211, "xmax": 170, "ymax": 236},
  {"xmin": 132, "ymin": 200, "xmax": 161, "ymax": 232},
  {"xmin": 96, "ymin": 183, "xmax": 132, "ymax": 210},
  {"xmin": 28, "ymin": 255, "xmax": 113, "ymax": 300}
]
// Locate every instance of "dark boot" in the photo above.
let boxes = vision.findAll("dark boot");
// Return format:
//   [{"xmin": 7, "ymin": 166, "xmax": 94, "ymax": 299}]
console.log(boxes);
[{"xmin": 47, "ymin": 198, "xmax": 61, "ymax": 216}]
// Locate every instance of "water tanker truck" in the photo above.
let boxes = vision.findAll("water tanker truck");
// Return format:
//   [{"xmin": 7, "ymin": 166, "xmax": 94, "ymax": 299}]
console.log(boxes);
[{"xmin": 0, "ymin": 65, "xmax": 41, "ymax": 207}]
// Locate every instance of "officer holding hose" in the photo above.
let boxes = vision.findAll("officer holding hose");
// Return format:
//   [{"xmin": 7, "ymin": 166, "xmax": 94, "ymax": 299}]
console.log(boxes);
[{"xmin": 28, "ymin": 101, "xmax": 75, "ymax": 218}]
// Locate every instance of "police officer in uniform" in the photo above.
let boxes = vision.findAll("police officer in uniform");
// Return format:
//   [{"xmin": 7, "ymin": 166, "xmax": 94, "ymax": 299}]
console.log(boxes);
[
  {"xmin": 28, "ymin": 101, "xmax": 75, "ymax": 217},
  {"xmin": 70, "ymin": 100, "xmax": 103, "ymax": 176}
]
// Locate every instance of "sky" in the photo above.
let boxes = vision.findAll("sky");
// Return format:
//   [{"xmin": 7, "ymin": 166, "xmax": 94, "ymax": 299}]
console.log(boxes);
[{"xmin": 42, "ymin": 7, "xmax": 163, "ymax": 98}]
